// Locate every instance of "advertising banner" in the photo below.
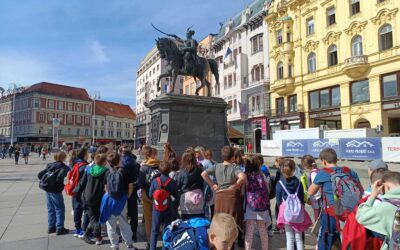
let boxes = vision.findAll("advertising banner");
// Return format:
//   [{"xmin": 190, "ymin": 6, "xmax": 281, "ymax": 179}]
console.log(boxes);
[
  {"xmin": 282, "ymin": 139, "xmax": 309, "ymax": 157},
  {"xmin": 261, "ymin": 140, "xmax": 282, "ymax": 156},
  {"xmin": 382, "ymin": 137, "xmax": 400, "ymax": 162},
  {"xmin": 307, "ymin": 139, "xmax": 340, "ymax": 158},
  {"xmin": 339, "ymin": 138, "xmax": 382, "ymax": 160}
]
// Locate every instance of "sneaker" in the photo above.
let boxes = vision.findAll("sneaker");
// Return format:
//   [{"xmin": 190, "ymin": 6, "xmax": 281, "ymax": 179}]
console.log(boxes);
[
  {"xmin": 73, "ymin": 229, "xmax": 83, "ymax": 238},
  {"xmin": 78, "ymin": 231, "xmax": 85, "ymax": 239},
  {"xmin": 81, "ymin": 235, "xmax": 94, "ymax": 244},
  {"xmin": 48, "ymin": 227, "xmax": 56, "ymax": 234},
  {"xmin": 268, "ymin": 229, "xmax": 274, "ymax": 236},
  {"xmin": 56, "ymin": 228, "xmax": 69, "ymax": 235},
  {"xmin": 126, "ymin": 244, "xmax": 137, "ymax": 250},
  {"xmin": 95, "ymin": 236, "xmax": 103, "ymax": 245}
]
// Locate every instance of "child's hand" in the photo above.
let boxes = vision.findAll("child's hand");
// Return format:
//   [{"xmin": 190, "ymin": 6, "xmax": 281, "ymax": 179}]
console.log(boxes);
[
  {"xmin": 212, "ymin": 184, "xmax": 219, "ymax": 191},
  {"xmin": 371, "ymin": 180, "xmax": 383, "ymax": 198},
  {"xmin": 228, "ymin": 183, "xmax": 240, "ymax": 191},
  {"xmin": 306, "ymin": 198, "xmax": 312, "ymax": 205}
]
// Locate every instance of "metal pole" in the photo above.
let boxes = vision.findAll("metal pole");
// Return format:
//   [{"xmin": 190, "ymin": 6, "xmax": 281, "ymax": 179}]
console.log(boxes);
[
  {"xmin": 10, "ymin": 92, "xmax": 15, "ymax": 146},
  {"xmin": 92, "ymin": 93, "xmax": 96, "ymax": 145}
]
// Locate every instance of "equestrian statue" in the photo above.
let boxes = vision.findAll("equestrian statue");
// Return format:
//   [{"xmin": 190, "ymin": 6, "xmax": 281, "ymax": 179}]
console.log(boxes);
[{"xmin": 152, "ymin": 24, "xmax": 220, "ymax": 97}]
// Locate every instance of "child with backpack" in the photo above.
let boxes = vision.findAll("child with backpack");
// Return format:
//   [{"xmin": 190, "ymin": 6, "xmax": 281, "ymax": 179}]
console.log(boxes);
[
  {"xmin": 64, "ymin": 147, "xmax": 90, "ymax": 238},
  {"xmin": 244, "ymin": 155, "xmax": 271, "ymax": 250},
  {"xmin": 308, "ymin": 148, "xmax": 362, "ymax": 250},
  {"xmin": 258, "ymin": 155, "xmax": 274, "ymax": 236},
  {"xmin": 149, "ymin": 161, "xmax": 179, "ymax": 250},
  {"xmin": 356, "ymin": 171, "xmax": 400, "ymax": 250},
  {"xmin": 301, "ymin": 155, "xmax": 321, "ymax": 221},
  {"xmin": 101, "ymin": 153, "xmax": 136, "ymax": 250},
  {"xmin": 342, "ymin": 168, "xmax": 388, "ymax": 250},
  {"xmin": 37, "ymin": 151, "xmax": 70, "ymax": 235},
  {"xmin": 75, "ymin": 153, "xmax": 110, "ymax": 245},
  {"xmin": 276, "ymin": 159, "xmax": 312, "ymax": 250},
  {"xmin": 163, "ymin": 213, "xmax": 238, "ymax": 250},
  {"xmin": 138, "ymin": 146, "xmax": 161, "ymax": 247}
]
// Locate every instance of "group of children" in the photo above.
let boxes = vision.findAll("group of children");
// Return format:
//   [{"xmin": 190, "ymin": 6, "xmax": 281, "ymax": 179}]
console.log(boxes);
[{"xmin": 39, "ymin": 143, "xmax": 400, "ymax": 250}]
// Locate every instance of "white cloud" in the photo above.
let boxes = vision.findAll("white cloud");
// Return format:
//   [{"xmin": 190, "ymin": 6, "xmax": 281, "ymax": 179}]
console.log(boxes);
[{"xmin": 89, "ymin": 40, "xmax": 110, "ymax": 64}]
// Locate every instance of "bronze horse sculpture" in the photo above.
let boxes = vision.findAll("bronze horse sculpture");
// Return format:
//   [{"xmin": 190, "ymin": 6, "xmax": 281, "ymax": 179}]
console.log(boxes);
[{"xmin": 155, "ymin": 37, "xmax": 220, "ymax": 96}]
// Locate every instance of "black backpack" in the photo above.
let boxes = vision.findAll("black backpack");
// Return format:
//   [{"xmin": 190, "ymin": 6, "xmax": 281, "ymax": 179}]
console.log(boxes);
[
  {"xmin": 38, "ymin": 169, "xmax": 58, "ymax": 192},
  {"xmin": 107, "ymin": 169, "xmax": 126, "ymax": 200}
]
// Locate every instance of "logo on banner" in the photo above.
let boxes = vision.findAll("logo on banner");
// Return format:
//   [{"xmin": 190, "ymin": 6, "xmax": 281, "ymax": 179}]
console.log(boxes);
[
  {"xmin": 286, "ymin": 141, "xmax": 304, "ymax": 147},
  {"xmin": 346, "ymin": 140, "xmax": 374, "ymax": 148},
  {"xmin": 313, "ymin": 141, "xmax": 331, "ymax": 147}
]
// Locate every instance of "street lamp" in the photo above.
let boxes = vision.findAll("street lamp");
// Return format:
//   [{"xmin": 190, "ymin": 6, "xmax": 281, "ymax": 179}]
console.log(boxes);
[
  {"xmin": 91, "ymin": 92, "xmax": 100, "ymax": 145},
  {"xmin": 9, "ymin": 84, "xmax": 18, "ymax": 147}
]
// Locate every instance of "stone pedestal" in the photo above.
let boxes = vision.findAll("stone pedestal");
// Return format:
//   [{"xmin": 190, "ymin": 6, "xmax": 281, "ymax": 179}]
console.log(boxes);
[{"xmin": 145, "ymin": 93, "xmax": 229, "ymax": 162}]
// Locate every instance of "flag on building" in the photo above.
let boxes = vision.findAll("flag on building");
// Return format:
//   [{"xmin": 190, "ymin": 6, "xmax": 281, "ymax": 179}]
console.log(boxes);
[{"xmin": 224, "ymin": 47, "xmax": 232, "ymax": 59}]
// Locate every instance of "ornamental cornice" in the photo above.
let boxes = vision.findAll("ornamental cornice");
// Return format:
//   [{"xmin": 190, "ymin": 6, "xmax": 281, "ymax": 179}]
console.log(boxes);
[
  {"xmin": 370, "ymin": 8, "xmax": 399, "ymax": 26},
  {"xmin": 294, "ymin": 39, "xmax": 302, "ymax": 48},
  {"xmin": 322, "ymin": 31, "xmax": 342, "ymax": 45},
  {"xmin": 271, "ymin": 48, "xmax": 284, "ymax": 61},
  {"xmin": 269, "ymin": 21, "xmax": 284, "ymax": 32},
  {"xmin": 351, "ymin": 106, "xmax": 379, "ymax": 116},
  {"xmin": 303, "ymin": 40, "xmax": 319, "ymax": 53},
  {"xmin": 344, "ymin": 21, "xmax": 368, "ymax": 36},
  {"xmin": 320, "ymin": 0, "xmax": 333, "ymax": 7},
  {"xmin": 301, "ymin": 7, "xmax": 318, "ymax": 17}
]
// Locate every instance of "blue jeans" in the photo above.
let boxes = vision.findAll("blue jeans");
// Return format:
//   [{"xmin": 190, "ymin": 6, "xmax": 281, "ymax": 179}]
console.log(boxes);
[
  {"xmin": 317, "ymin": 213, "xmax": 340, "ymax": 250},
  {"xmin": 46, "ymin": 192, "xmax": 65, "ymax": 230},
  {"xmin": 150, "ymin": 210, "xmax": 172, "ymax": 250}
]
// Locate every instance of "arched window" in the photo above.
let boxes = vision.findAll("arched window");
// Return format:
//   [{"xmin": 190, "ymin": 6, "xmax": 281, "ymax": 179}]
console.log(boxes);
[
  {"xmin": 308, "ymin": 52, "xmax": 316, "ymax": 73},
  {"xmin": 328, "ymin": 44, "xmax": 338, "ymax": 66},
  {"xmin": 351, "ymin": 35, "xmax": 363, "ymax": 56},
  {"xmin": 379, "ymin": 24, "xmax": 393, "ymax": 51},
  {"xmin": 277, "ymin": 62, "xmax": 284, "ymax": 80}
]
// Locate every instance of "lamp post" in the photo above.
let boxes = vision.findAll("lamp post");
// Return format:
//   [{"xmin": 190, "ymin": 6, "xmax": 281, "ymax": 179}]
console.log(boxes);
[
  {"xmin": 10, "ymin": 84, "xmax": 18, "ymax": 147},
  {"xmin": 91, "ymin": 92, "xmax": 100, "ymax": 145}
]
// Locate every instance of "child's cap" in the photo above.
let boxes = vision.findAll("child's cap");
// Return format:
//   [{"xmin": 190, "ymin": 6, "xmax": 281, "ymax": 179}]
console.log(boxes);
[{"xmin": 368, "ymin": 160, "xmax": 388, "ymax": 171}]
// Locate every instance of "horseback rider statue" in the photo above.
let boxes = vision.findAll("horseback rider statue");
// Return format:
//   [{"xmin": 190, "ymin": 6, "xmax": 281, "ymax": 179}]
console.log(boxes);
[{"xmin": 152, "ymin": 24, "xmax": 220, "ymax": 97}]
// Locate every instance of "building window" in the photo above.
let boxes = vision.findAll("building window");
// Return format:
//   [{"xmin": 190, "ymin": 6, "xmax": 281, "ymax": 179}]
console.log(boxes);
[
  {"xmin": 101, "ymin": 120, "xmax": 105, "ymax": 126},
  {"xmin": 307, "ymin": 17, "xmax": 315, "ymax": 35},
  {"xmin": 308, "ymin": 53, "xmax": 317, "ymax": 73},
  {"xmin": 58, "ymin": 101, "xmax": 64, "ymax": 110},
  {"xmin": 76, "ymin": 104, "xmax": 81, "ymax": 112},
  {"xmin": 351, "ymin": 79, "xmax": 370, "ymax": 104},
  {"xmin": 251, "ymin": 34, "xmax": 263, "ymax": 54},
  {"xmin": 288, "ymin": 64, "xmax": 293, "ymax": 78},
  {"xmin": 48, "ymin": 100, "xmax": 54, "ymax": 109},
  {"xmin": 85, "ymin": 129, "xmax": 89, "ymax": 136},
  {"xmin": 276, "ymin": 98, "xmax": 285, "ymax": 116},
  {"xmin": 67, "ymin": 103, "xmax": 73, "ymax": 111},
  {"xmin": 228, "ymin": 75, "xmax": 233, "ymax": 87},
  {"xmin": 350, "ymin": 0, "xmax": 360, "ymax": 16},
  {"xmin": 33, "ymin": 99, "xmax": 40, "ymax": 108},
  {"xmin": 328, "ymin": 44, "xmax": 338, "ymax": 66},
  {"xmin": 85, "ymin": 117, "xmax": 90, "ymax": 124},
  {"xmin": 76, "ymin": 115, "xmax": 82, "ymax": 124},
  {"xmin": 288, "ymin": 95, "xmax": 297, "ymax": 113},
  {"xmin": 382, "ymin": 72, "xmax": 400, "ymax": 98},
  {"xmin": 277, "ymin": 62, "xmax": 284, "ymax": 80},
  {"xmin": 277, "ymin": 30, "xmax": 283, "ymax": 45},
  {"xmin": 48, "ymin": 113, "xmax": 53, "ymax": 122},
  {"xmin": 379, "ymin": 24, "xmax": 393, "ymax": 51},
  {"xmin": 94, "ymin": 130, "xmax": 97, "ymax": 136},
  {"xmin": 39, "ymin": 112, "xmax": 45, "ymax": 122},
  {"xmin": 327, "ymin": 7, "xmax": 336, "ymax": 26},
  {"xmin": 67, "ymin": 115, "xmax": 73, "ymax": 123},
  {"xmin": 85, "ymin": 105, "xmax": 90, "ymax": 113},
  {"xmin": 351, "ymin": 35, "xmax": 363, "ymax": 56},
  {"xmin": 95, "ymin": 119, "xmax": 97, "ymax": 126},
  {"xmin": 76, "ymin": 129, "xmax": 80, "ymax": 136},
  {"xmin": 101, "ymin": 130, "xmax": 104, "ymax": 136},
  {"xmin": 309, "ymin": 86, "xmax": 341, "ymax": 110}
]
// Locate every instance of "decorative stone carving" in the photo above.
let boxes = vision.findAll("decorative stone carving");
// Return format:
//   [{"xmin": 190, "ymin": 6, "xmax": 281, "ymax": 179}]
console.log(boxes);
[
  {"xmin": 371, "ymin": 8, "xmax": 399, "ymax": 26},
  {"xmin": 294, "ymin": 39, "xmax": 302, "ymax": 48},
  {"xmin": 322, "ymin": 31, "xmax": 342, "ymax": 45},
  {"xmin": 303, "ymin": 40, "xmax": 319, "ymax": 53},
  {"xmin": 351, "ymin": 105, "xmax": 380, "ymax": 116},
  {"xmin": 301, "ymin": 7, "xmax": 318, "ymax": 17},
  {"xmin": 344, "ymin": 21, "xmax": 368, "ymax": 36},
  {"xmin": 320, "ymin": 0, "xmax": 333, "ymax": 7}
]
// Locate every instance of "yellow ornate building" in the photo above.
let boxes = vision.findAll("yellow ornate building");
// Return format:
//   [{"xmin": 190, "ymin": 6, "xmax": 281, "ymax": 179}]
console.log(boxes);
[{"xmin": 266, "ymin": 0, "xmax": 400, "ymax": 136}]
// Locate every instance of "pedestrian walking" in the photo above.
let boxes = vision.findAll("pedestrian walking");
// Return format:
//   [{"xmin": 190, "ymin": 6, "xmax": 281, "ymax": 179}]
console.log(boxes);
[
  {"xmin": 22, "ymin": 144, "xmax": 30, "ymax": 164},
  {"xmin": 14, "ymin": 146, "xmax": 20, "ymax": 165},
  {"xmin": 42, "ymin": 146, "xmax": 48, "ymax": 160},
  {"xmin": 8, "ymin": 145, "xmax": 13, "ymax": 158}
]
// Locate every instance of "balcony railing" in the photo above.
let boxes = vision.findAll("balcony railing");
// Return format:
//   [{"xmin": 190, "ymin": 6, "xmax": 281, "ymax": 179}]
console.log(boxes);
[{"xmin": 344, "ymin": 55, "xmax": 368, "ymax": 65}]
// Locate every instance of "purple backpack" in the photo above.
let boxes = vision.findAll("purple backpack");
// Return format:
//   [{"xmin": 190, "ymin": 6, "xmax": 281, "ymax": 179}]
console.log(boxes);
[{"xmin": 246, "ymin": 172, "xmax": 269, "ymax": 211}]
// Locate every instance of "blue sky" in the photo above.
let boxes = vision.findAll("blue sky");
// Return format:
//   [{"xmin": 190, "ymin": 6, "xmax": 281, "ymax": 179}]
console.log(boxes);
[{"xmin": 0, "ymin": 0, "xmax": 254, "ymax": 108}]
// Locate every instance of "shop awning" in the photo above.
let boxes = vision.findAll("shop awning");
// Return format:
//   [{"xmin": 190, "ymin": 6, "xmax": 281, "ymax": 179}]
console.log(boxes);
[{"xmin": 228, "ymin": 126, "xmax": 244, "ymax": 139}]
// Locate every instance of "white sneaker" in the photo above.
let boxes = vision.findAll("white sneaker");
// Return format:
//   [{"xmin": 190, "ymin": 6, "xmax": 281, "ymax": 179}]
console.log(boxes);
[
  {"xmin": 110, "ymin": 244, "xmax": 119, "ymax": 250},
  {"xmin": 95, "ymin": 237, "xmax": 102, "ymax": 245}
]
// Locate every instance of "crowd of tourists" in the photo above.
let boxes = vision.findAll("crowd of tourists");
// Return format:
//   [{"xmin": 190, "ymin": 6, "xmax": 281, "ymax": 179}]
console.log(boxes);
[{"xmin": 37, "ymin": 142, "xmax": 400, "ymax": 250}]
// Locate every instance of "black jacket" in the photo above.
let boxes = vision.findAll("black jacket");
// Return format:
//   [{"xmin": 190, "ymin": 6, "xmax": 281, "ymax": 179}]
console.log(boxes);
[
  {"xmin": 75, "ymin": 167, "xmax": 109, "ymax": 206},
  {"xmin": 37, "ymin": 161, "xmax": 69, "ymax": 193},
  {"xmin": 176, "ymin": 166, "xmax": 204, "ymax": 193},
  {"xmin": 121, "ymin": 152, "xmax": 139, "ymax": 187}
]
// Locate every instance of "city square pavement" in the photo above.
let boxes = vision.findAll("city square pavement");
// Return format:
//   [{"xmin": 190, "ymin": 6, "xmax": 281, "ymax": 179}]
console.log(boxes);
[{"xmin": 0, "ymin": 154, "xmax": 399, "ymax": 250}]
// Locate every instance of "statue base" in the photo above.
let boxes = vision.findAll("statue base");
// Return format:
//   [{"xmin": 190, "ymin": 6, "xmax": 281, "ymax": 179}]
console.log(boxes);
[{"xmin": 145, "ymin": 93, "xmax": 229, "ymax": 162}]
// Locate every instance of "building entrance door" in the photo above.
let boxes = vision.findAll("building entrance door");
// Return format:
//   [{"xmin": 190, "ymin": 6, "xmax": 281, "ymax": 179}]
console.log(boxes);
[{"xmin": 254, "ymin": 128, "xmax": 262, "ymax": 153}]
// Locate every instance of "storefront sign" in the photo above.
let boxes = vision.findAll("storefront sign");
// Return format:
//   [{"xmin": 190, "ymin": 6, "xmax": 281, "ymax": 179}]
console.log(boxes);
[
  {"xmin": 307, "ymin": 139, "xmax": 340, "ymax": 158},
  {"xmin": 309, "ymin": 110, "xmax": 341, "ymax": 119},
  {"xmin": 382, "ymin": 137, "xmax": 400, "ymax": 162},
  {"xmin": 262, "ymin": 118, "xmax": 267, "ymax": 136},
  {"xmin": 339, "ymin": 138, "xmax": 382, "ymax": 160},
  {"xmin": 383, "ymin": 101, "xmax": 400, "ymax": 110},
  {"xmin": 282, "ymin": 139, "xmax": 309, "ymax": 157},
  {"xmin": 261, "ymin": 140, "xmax": 282, "ymax": 156}
]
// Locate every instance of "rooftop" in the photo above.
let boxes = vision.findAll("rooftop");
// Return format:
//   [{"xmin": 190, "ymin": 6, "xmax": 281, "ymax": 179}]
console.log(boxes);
[
  {"xmin": 25, "ymin": 82, "xmax": 92, "ymax": 101},
  {"xmin": 95, "ymin": 100, "xmax": 136, "ymax": 120}
]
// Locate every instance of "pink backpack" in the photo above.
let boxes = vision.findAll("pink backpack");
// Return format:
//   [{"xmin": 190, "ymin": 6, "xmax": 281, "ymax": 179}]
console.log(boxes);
[
  {"xmin": 279, "ymin": 180, "xmax": 304, "ymax": 223},
  {"xmin": 246, "ymin": 172, "xmax": 269, "ymax": 211}
]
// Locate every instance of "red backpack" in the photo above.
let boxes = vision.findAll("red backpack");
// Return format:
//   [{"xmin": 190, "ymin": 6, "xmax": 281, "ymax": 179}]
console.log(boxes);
[
  {"xmin": 64, "ymin": 162, "xmax": 87, "ymax": 196},
  {"xmin": 153, "ymin": 177, "xmax": 172, "ymax": 212},
  {"xmin": 341, "ymin": 195, "xmax": 383, "ymax": 250}
]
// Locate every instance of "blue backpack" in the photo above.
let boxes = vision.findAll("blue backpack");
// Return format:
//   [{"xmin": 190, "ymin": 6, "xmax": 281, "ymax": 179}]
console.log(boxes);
[
  {"xmin": 107, "ymin": 168, "xmax": 126, "ymax": 200},
  {"xmin": 163, "ymin": 218, "xmax": 210, "ymax": 250}
]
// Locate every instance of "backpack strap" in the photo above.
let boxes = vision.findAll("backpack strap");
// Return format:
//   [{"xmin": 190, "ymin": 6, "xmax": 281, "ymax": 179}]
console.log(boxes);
[
  {"xmin": 156, "ymin": 177, "xmax": 162, "ymax": 187},
  {"xmin": 278, "ymin": 180, "xmax": 291, "ymax": 197},
  {"xmin": 163, "ymin": 177, "xmax": 172, "ymax": 188},
  {"xmin": 322, "ymin": 167, "xmax": 335, "ymax": 175},
  {"xmin": 342, "ymin": 166, "xmax": 350, "ymax": 174}
]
